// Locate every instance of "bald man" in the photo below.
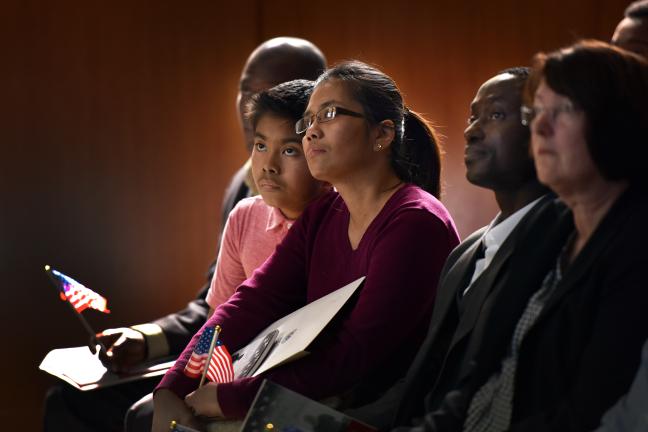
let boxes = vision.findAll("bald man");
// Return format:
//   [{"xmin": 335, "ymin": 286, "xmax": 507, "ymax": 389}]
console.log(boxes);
[
  {"xmin": 612, "ymin": 0, "xmax": 648, "ymax": 57},
  {"xmin": 43, "ymin": 37, "xmax": 326, "ymax": 432}
]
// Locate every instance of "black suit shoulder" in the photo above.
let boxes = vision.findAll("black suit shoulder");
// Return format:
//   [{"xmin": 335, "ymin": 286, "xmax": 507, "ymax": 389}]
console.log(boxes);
[{"xmin": 441, "ymin": 228, "xmax": 486, "ymax": 274}]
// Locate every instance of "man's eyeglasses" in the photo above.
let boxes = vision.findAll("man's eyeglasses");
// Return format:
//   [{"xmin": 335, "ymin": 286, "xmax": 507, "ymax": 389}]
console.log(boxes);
[
  {"xmin": 295, "ymin": 106, "xmax": 364, "ymax": 134},
  {"xmin": 520, "ymin": 103, "xmax": 580, "ymax": 126}
]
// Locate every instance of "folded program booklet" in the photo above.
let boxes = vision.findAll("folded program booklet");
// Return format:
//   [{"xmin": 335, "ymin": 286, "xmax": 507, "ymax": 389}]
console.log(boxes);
[{"xmin": 232, "ymin": 276, "xmax": 366, "ymax": 379}]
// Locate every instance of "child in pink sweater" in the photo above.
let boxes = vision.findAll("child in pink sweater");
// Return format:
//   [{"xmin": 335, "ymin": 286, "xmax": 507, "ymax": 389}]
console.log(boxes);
[{"xmin": 205, "ymin": 79, "xmax": 328, "ymax": 311}]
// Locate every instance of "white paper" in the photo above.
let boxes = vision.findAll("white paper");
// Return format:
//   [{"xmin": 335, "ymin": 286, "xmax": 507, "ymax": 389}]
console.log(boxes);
[
  {"xmin": 232, "ymin": 276, "xmax": 366, "ymax": 378},
  {"xmin": 39, "ymin": 346, "xmax": 175, "ymax": 391}
]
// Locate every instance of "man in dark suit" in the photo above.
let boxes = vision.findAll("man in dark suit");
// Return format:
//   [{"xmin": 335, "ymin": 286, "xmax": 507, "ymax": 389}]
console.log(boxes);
[
  {"xmin": 43, "ymin": 37, "xmax": 326, "ymax": 432},
  {"xmin": 348, "ymin": 68, "xmax": 572, "ymax": 430}
]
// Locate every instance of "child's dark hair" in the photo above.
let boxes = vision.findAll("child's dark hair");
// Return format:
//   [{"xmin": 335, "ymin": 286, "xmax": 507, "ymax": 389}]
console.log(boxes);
[
  {"xmin": 246, "ymin": 79, "xmax": 316, "ymax": 130},
  {"xmin": 316, "ymin": 61, "xmax": 442, "ymax": 197}
]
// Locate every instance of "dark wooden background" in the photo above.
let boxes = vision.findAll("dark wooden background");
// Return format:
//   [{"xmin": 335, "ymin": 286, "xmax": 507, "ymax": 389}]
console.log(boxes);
[{"xmin": 1, "ymin": 0, "xmax": 627, "ymax": 428}]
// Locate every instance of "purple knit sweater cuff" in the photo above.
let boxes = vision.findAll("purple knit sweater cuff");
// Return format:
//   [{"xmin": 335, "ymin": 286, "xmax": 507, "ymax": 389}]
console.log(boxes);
[{"xmin": 217, "ymin": 376, "xmax": 263, "ymax": 419}]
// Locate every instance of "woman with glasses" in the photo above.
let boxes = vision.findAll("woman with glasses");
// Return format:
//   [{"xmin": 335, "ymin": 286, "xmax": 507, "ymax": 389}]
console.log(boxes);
[
  {"xmin": 151, "ymin": 61, "xmax": 459, "ymax": 431},
  {"xmin": 438, "ymin": 41, "xmax": 648, "ymax": 432}
]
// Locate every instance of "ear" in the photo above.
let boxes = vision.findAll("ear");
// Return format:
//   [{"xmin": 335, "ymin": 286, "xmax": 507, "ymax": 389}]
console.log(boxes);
[{"xmin": 372, "ymin": 119, "xmax": 396, "ymax": 152}]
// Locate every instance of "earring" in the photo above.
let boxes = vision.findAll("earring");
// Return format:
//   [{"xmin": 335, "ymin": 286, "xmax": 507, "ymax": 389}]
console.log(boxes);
[{"xmin": 375, "ymin": 144, "xmax": 383, "ymax": 151}]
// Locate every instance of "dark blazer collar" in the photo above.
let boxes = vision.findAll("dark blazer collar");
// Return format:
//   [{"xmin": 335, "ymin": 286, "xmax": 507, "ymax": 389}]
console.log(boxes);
[
  {"xmin": 538, "ymin": 187, "xmax": 640, "ymax": 319},
  {"xmin": 429, "ymin": 228, "xmax": 486, "ymax": 337}
]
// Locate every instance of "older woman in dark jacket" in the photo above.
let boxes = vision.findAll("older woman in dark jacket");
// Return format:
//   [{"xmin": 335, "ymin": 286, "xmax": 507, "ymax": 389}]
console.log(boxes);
[{"xmin": 493, "ymin": 40, "xmax": 648, "ymax": 432}]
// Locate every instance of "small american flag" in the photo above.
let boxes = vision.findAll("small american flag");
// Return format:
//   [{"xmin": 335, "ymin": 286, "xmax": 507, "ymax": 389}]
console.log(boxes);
[
  {"xmin": 50, "ymin": 268, "xmax": 110, "ymax": 314},
  {"xmin": 184, "ymin": 326, "xmax": 234, "ymax": 383}
]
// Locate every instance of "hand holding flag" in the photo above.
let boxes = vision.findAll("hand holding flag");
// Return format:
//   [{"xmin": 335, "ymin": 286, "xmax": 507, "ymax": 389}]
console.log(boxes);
[{"xmin": 45, "ymin": 265, "xmax": 111, "ymax": 355}]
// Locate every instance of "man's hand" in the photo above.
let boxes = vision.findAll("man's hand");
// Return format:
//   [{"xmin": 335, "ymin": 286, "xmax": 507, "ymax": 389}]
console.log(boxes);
[
  {"xmin": 185, "ymin": 383, "xmax": 224, "ymax": 418},
  {"xmin": 95, "ymin": 327, "xmax": 147, "ymax": 372},
  {"xmin": 153, "ymin": 389, "xmax": 203, "ymax": 432}
]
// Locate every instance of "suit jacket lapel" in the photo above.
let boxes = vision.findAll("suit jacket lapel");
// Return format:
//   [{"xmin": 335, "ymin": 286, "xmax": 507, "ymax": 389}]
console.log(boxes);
[
  {"xmin": 430, "ymin": 235, "xmax": 484, "ymax": 336},
  {"xmin": 451, "ymin": 237, "xmax": 514, "ymax": 346}
]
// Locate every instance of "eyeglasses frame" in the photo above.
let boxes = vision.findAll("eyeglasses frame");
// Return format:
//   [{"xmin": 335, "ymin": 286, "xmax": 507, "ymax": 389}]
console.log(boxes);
[
  {"xmin": 296, "ymin": 105, "xmax": 365, "ymax": 134},
  {"xmin": 520, "ymin": 103, "xmax": 580, "ymax": 127}
]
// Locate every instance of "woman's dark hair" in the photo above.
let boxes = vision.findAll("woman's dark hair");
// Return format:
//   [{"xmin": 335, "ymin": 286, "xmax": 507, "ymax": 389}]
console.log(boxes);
[
  {"xmin": 525, "ymin": 39, "xmax": 648, "ymax": 186},
  {"xmin": 315, "ymin": 61, "xmax": 442, "ymax": 197},
  {"xmin": 246, "ymin": 79, "xmax": 315, "ymax": 130}
]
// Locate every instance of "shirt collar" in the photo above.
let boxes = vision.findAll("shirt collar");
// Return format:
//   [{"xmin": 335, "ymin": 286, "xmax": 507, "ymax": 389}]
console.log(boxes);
[
  {"xmin": 266, "ymin": 206, "xmax": 293, "ymax": 232},
  {"xmin": 482, "ymin": 196, "xmax": 543, "ymax": 249}
]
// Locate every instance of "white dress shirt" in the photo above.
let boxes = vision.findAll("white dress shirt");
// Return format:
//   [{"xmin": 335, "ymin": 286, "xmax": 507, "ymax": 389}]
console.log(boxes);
[{"xmin": 463, "ymin": 197, "xmax": 542, "ymax": 296}]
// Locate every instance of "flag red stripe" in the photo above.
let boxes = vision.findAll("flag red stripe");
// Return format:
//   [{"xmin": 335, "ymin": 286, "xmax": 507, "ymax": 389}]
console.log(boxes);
[
  {"xmin": 206, "ymin": 346, "xmax": 234, "ymax": 383},
  {"xmin": 185, "ymin": 353, "xmax": 207, "ymax": 378},
  {"xmin": 64, "ymin": 285, "xmax": 110, "ymax": 313},
  {"xmin": 215, "ymin": 347, "xmax": 234, "ymax": 381}
]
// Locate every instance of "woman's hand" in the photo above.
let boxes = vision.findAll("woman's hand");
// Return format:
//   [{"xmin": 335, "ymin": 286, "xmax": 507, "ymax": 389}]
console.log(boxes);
[
  {"xmin": 185, "ymin": 382, "xmax": 224, "ymax": 418},
  {"xmin": 152, "ymin": 389, "xmax": 202, "ymax": 432}
]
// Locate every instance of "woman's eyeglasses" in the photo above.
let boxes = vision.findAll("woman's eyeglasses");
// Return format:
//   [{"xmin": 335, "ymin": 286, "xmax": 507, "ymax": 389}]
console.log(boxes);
[
  {"xmin": 520, "ymin": 103, "xmax": 580, "ymax": 126},
  {"xmin": 296, "ymin": 106, "xmax": 364, "ymax": 134}
]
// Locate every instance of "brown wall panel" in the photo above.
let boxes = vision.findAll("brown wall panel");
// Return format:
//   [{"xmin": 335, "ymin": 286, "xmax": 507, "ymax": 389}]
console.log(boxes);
[
  {"xmin": 0, "ymin": 0, "xmax": 630, "ymax": 428},
  {"xmin": 2, "ymin": 0, "xmax": 257, "ymax": 425}
]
